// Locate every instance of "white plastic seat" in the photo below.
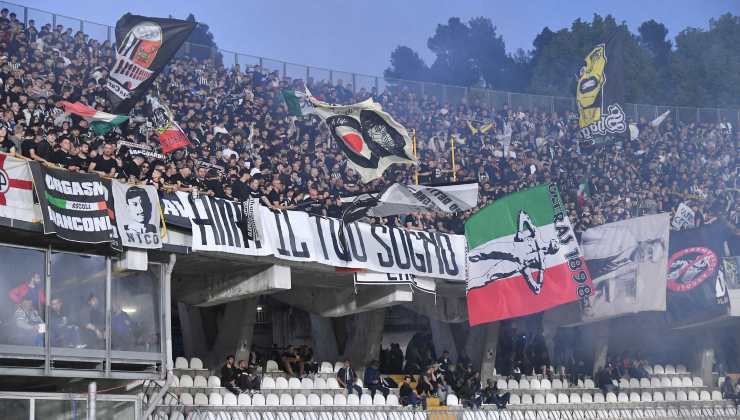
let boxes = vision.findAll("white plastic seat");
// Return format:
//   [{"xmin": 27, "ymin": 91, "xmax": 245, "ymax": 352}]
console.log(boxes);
[
  {"xmin": 232, "ymin": 414, "xmax": 247, "ymax": 420},
  {"xmin": 170, "ymin": 413, "xmax": 185, "ymax": 420},
  {"xmin": 569, "ymin": 393, "xmax": 581, "ymax": 404},
  {"xmin": 190, "ymin": 357, "xmax": 204, "ymax": 370},
  {"xmin": 664, "ymin": 391, "xmax": 676, "ymax": 401},
  {"xmin": 584, "ymin": 379, "xmax": 595, "ymax": 389},
  {"xmin": 606, "ymin": 393, "xmax": 617, "ymax": 403},
  {"xmin": 194, "ymin": 375, "xmax": 208, "ymax": 388},
  {"xmin": 327, "ymin": 378, "xmax": 341, "ymax": 389},
  {"xmin": 262, "ymin": 377, "xmax": 276, "ymax": 389},
  {"xmin": 660, "ymin": 377, "xmax": 671, "ymax": 387},
  {"xmin": 265, "ymin": 394, "xmax": 280, "ymax": 406},
  {"xmin": 301, "ymin": 378, "xmax": 314, "ymax": 389},
  {"xmin": 266, "ymin": 360, "xmax": 280, "ymax": 372},
  {"xmin": 208, "ymin": 376, "xmax": 221, "ymax": 388},
  {"xmin": 581, "ymin": 393, "xmax": 593, "ymax": 403},
  {"xmin": 530, "ymin": 379, "xmax": 541, "ymax": 390},
  {"xmin": 209, "ymin": 392, "xmax": 223, "ymax": 405},
  {"xmin": 676, "ymin": 364, "xmax": 688, "ymax": 374},
  {"xmin": 509, "ymin": 394, "xmax": 521, "ymax": 405},
  {"xmin": 304, "ymin": 394, "xmax": 319, "ymax": 406},
  {"xmin": 628, "ymin": 378, "xmax": 639, "ymax": 389},
  {"xmin": 523, "ymin": 394, "xmax": 535, "ymax": 405},
  {"xmin": 359, "ymin": 394, "xmax": 373, "ymax": 406},
  {"xmin": 681, "ymin": 377, "xmax": 692, "ymax": 387},
  {"xmin": 180, "ymin": 375, "xmax": 194, "ymax": 388},
  {"xmin": 180, "ymin": 393, "xmax": 194, "ymax": 405},
  {"xmin": 334, "ymin": 362, "xmax": 345, "ymax": 373},
  {"xmin": 163, "ymin": 394, "xmax": 178, "ymax": 405},
  {"xmin": 619, "ymin": 378, "xmax": 629, "ymax": 389},
  {"xmin": 289, "ymin": 377, "xmax": 302, "ymax": 389},
  {"xmin": 535, "ymin": 392, "xmax": 558, "ymax": 404},
  {"xmin": 639, "ymin": 378, "xmax": 650, "ymax": 388},
  {"xmin": 617, "ymin": 392, "xmax": 629, "ymax": 403},
  {"xmin": 653, "ymin": 391, "xmax": 664, "ymax": 402},
  {"xmin": 687, "ymin": 391, "xmax": 699, "ymax": 401},
  {"xmin": 497, "ymin": 379, "xmax": 508, "ymax": 389},
  {"xmin": 170, "ymin": 375, "xmax": 180, "ymax": 388},
  {"xmin": 355, "ymin": 378, "xmax": 363, "ymax": 388},
  {"xmin": 386, "ymin": 394, "xmax": 399, "ymax": 406},
  {"xmin": 552, "ymin": 379, "xmax": 563, "ymax": 389},
  {"xmin": 294, "ymin": 394, "xmax": 307, "ymax": 406},
  {"xmin": 576, "ymin": 379, "xmax": 584, "ymax": 388},
  {"xmin": 677, "ymin": 390, "xmax": 688, "ymax": 401},
  {"xmin": 373, "ymin": 393, "xmax": 386, "ymax": 406},
  {"xmin": 508, "ymin": 379, "xmax": 519, "ymax": 389},
  {"xmin": 280, "ymin": 393, "xmax": 294, "ymax": 405},
  {"xmin": 445, "ymin": 394, "xmax": 459, "ymax": 406},
  {"xmin": 314, "ymin": 377, "xmax": 326, "ymax": 389},
  {"xmin": 593, "ymin": 393, "xmax": 605, "ymax": 403},
  {"xmin": 711, "ymin": 390, "xmax": 723, "ymax": 401},
  {"xmin": 645, "ymin": 366, "xmax": 653, "ymax": 375},
  {"xmin": 320, "ymin": 362, "xmax": 333, "ymax": 373},
  {"xmin": 275, "ymin": 377, "xmax": 289, "ymax": 389},
  {"xmin": 629, "ymin": 392, "xmax": 640, "ymax": 402},
  {"xmin": 223, "ymin": 393, "xmax": 237, "ymax": 406},
  {"xmin": 653, "ymin": 365, "xmax": 664, "ymax": 375},
  {"xmin": 333, "ymin": 394, "xmax": 347, "ymax": 405},
  {"xmin": 540, "ymin": 379, "xmax": 551, "ymax": 390},
  {"xmin": 238, "ymin": 394, "xmax": 251, "ymax": 406},
  {"xmin": 252, "ymin": 394, "xmax": 266, "ymax": 406},
  {"xmin": 665, "ymin": 365, "xmax": 675, "ymax": 374},
  {"xmin": 692, "ymin": 377, "xmax": 703, "ymax": 387},
  {"xmin": 519, "ymin": 378, "xmax": 530, "ymax": 389},
  {"xmin": 347, "ymin": 394, "xmax": 360, "ymax": 405},
  {"xmin": 699, "ymin": 390, "xmax": 711, "ymax": 401},
  {"xmin": 175, "ymin": 357, "xmax": 189, "ymax": 369},
  {"xmin": 556, "ymin": 393, "xmax": 568, "ymax": 404},
  {"xmin": 650, "ymin": 377, "xmax": 661, "ymax": 388},
  {"xmin": 671, "ymin": 377, "xmax": 682, "ymax": 388}
]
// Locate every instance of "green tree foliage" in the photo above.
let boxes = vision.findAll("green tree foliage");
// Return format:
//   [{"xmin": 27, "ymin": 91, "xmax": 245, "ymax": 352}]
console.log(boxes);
[{"xmin": 385, "ymin": 13, "xmax": 740, "ymax": 108}]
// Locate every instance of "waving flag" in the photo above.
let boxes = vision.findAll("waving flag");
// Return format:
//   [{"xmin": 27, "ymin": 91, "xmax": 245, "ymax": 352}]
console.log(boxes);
[
  {"xmin": 0, "ymin": 154, "xmax": 34, "ymax": 221},
  {"xmin": 308, "ymin": 95, "xmax": 416, "ymax": 182},
  {"xmin": 57, "ymin": 101, "xmax": 128, "ymax": 135},
  {"xmin": 465, "ymin": 184, "xmax": 592, "ymax": 325},
  {"xmin": 147, "ymin": 96, "xmax": 190, "ymax": 153}
]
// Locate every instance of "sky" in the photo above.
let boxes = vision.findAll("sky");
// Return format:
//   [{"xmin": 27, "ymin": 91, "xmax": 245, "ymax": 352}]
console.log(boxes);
[{"xmin": 16, "ymin": 0, "xmax": 740, "ymax": 77}]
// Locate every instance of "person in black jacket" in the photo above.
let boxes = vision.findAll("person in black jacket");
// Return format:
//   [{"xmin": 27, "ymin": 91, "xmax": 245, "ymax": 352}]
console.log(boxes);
[
  {"xmin": 336, "ymin": 359, "xmax": 362, "ymax": 396},
  {"xmin": 236, "ymin": 360, "xmax": 260, "ymax": 392},
  {"xmin": 399, "ymin": 375, "xmax": 425, "ymax": 408},
  {"xmin": 221, "ymin": 355, "xmax": 239, "ymax": 395},
  {"xmin": 363, "ymin": 360, "xmax": 389, "ymax": 398}
]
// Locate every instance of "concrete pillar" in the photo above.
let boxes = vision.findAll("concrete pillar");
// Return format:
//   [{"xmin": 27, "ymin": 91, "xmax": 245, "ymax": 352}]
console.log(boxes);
[
  {"xmin": 310, "ymin": 313, "xmax": 339, "ymax": 363},
  {"xmin": 591, "ymin": 323, "xmax": 610, "ymax": 375},
  {"xmin": 430, "ymin": 319, "xmax": 458, "ymax": 363},
  {"xmin": 177, "ymin": 302, "xmax": 208, "ymax": 359},
  {"xmin": 694, "ymin": 339, "xmax": 716, "ymax": 387},
  {"xmin": 464, "ymin": 324, "xmax": 486, "ymax": 369},
  {"xmin": 272, "ymin": 309, "xmax": 291, "ymax": 348},
  {"xmin": 342, "ymin": 309, "xmax": 385, "ymax": 368},
  {"xmin": 204, "ymin": 298, "xmax": 257, "ymax": 370},
  {"xmin": 479, "ymin": 323, "xmax": 500, "ymax": 381}
]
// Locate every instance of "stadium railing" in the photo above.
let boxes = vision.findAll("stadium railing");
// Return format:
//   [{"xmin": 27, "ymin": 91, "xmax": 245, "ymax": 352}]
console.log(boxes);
[{"xmin": 2, "ymin": 0, "xmax": 738, "ymax": 126}]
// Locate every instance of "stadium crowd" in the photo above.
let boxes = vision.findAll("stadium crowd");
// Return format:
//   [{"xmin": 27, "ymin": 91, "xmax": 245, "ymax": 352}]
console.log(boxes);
[{"xmin": 0, "ymin": 11, "xmax": 737, "ymax": 237}]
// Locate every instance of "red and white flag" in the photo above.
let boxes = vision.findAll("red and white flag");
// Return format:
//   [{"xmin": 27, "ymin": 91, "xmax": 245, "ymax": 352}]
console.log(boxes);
[{"xmin": 0, "ymin": 154, "xmax": 35, "ymax": 221}]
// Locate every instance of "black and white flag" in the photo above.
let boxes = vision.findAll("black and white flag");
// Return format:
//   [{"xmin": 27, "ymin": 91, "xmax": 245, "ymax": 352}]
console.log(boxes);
[
  {"xmin": 190, "ymin": 195, "xmax": 269, "ymax": 256},
  {"xmin": 112, "ymin": 181, "xmax": 162, "ymax": 249},
  {"xmin": 354, "ymin": 271, "xmax": 436, "ymax": 295},
  {"xmin": 309, "ymin": 96, "xmax": 417, "ymax": 182},
  {"xmin": 342, "ymin": 182, "xmax": 479, "ymax": 219}
]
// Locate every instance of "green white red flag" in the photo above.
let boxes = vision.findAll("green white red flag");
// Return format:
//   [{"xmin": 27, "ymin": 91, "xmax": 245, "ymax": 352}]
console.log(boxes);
[
  {"xmin": 465, "ymin": 184, "xmax": 592, "ymax": 325},
  {"xmin": 57, "ymin": 101, "xmax": 128, "ymax": 135}
]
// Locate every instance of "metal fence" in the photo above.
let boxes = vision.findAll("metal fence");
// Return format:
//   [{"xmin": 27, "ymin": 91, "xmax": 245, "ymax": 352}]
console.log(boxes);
[
  {"xmin": 3, "ymin": 1, "xmax": 739, "ymax": 126},
  {"xmin": 151, "ymin": 404, "xmax": 739, "ymax": 420},
  {"xmin": 0, "ymin": 391, "xmax": 139, "ymax": 419}
]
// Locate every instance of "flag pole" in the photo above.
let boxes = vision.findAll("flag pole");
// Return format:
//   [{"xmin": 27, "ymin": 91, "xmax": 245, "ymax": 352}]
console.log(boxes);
[
  {"xmin": 451, "ymin": 135, "xmax": 457, "ymax": 182},
  {"xmin": 412, "ymin": 129, "xmax": 419, "ymax": 185}
]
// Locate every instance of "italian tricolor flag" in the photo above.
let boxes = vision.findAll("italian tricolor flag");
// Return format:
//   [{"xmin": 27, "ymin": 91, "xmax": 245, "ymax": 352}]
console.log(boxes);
[
  {"xmin": 465, "ymin": 184, "xmax": 592, "ymax": 325},
  {"xmin": 57, "ymin": 101, "xmax": 128, "ymax": 135},
  {"xmin": 45, "ymin": 192, "xmax": 107, "ymax": 212}
]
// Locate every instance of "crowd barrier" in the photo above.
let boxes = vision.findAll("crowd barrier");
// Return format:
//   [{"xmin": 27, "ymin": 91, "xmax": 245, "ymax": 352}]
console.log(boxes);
[
  {"xmin": 150, "ymin": 403, "xmax": 739, "ymax": 420},
  {"xmin": 1, "ymin": 1, "xmax": 738, "ymax": 127}
]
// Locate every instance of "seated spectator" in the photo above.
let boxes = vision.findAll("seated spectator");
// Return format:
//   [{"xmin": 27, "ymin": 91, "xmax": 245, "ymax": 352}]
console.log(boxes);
[
  {"xmin": 111, "ymin": 304, "xmax": 135, "ymax": 350},
  {"xmin": 220, "ymin": 355, "xmax": 239, "ymax": 395},
  {"xmin": 49, "ymin": 298, "xmax": 83, "ymax": 348},
  {"xmin": 596, "ymin": 365, "xmax": 618, "ymax": 393},
  {"xmin": 336, "ymin": 359, "xmax": 362, "ymax": 397},
  {"xmin": 80, "ymin": 294, "xmax": 104, "ymax": 348},
  {"xmin": 298, "ymin": 345, "xmax": 317, "ymax": 374},
  {"xmin": 483, "ymin": 379, "xmax": 510, "ymax": 409},
  {"xmin": 8, "ymin": 272, "xmax": 45, "ymax": 312},
  {"xmin": 280, "ymin": 345, "xmax": 305, "ymax": 377},
  {"xmin": 247, "ymin": 344, "xmax": 260, "ymax": 369},
  {"xmin": 236, "ymin": 360, "xmax": 260, "ymax": 392},
  {"xmin": 721, "ymin": 376, "xmax": 736, "ymax": 400},
  {"xmin": 399, "ymin": 375, "xmax": 425, "ymax": 409},
  {"xmin": 12, "ymin": 297, "xmax": 44, "ymax": 346},
  {"xmin": 416, "ymin": 366, "xmax": 438, "ymax": 397},
  {"xmin": 388, "ymin": 343, "xmax": 404, "ymax": 373},
  {"xmin": 363, "ymin": 360, "xmax": 389, "ymax": 398}
]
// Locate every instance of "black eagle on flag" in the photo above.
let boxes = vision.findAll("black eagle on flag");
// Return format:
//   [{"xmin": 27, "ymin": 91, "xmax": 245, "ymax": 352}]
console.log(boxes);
[{"xmin": 308, "ymin": 95, "xmax": 417, "ymax": 182}]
